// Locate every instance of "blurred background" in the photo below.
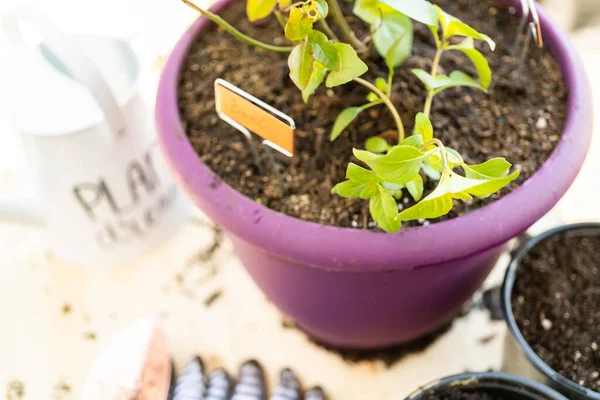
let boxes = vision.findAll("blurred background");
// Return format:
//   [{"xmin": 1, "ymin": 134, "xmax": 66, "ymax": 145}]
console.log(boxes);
[{"xmin": 0, "ymin": 0, "xmax": 598, "ymax": 398}]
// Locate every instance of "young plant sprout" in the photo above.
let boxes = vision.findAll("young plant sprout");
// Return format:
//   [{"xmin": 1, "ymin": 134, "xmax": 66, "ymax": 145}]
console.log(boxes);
[{"xmin": 182, "ymin": 0, "xmax": 520, "ymax": 233}]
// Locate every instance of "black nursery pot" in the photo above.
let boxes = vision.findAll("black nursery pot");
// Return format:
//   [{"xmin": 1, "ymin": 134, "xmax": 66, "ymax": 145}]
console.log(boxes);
[
  {"xmin": 405, "ymin": 372, "xmax": 567, "ymax": 399},
  {"xmin": 502, "ymin": 223, "xmax": 600, "ymax": 400}
]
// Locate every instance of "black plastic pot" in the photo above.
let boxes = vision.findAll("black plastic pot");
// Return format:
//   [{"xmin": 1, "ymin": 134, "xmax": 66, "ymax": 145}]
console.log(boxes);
[
  {"xmin": 501, "ymin": 222, "xmax": 600, "ymax": 400},
  {"xmin": 405, "ymin": 372, "xmax": 567, "ymax": 399}
]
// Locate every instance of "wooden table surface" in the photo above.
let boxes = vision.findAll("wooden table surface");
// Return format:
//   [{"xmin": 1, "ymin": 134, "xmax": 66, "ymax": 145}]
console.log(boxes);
[{"xmin": 0, "ymin": 1, "xmax": 599, "ymax": 398}]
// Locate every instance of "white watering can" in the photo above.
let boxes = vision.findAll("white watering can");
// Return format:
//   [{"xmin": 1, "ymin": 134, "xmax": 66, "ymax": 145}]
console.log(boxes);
[{"xmin": 0, "ymin": 5, "xmax": 192, "ymax": 267}]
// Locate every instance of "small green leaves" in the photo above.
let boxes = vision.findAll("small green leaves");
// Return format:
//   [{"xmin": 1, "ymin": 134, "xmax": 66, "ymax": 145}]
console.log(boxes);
[
  {"xmin": 434, "ymin": 5, "xmax": 495, "ymax": 50},
  {"xmin": 326, "ymin": 43, "xmax": 368, "ymax": 87},
  {"xmin": 370, "ymin": 186, "xmax": 401, "ymax": 232},
  {"xmin": 286, "ymin": 7, "xmax": 314, "ymax": 41},
  {"xmin": 288, "ymin": 41, "xmax": 314, "ymax": 89},
  {"xmin": 447, "ymin": 38, "xmax": 492, "ymax": 88},
  {"xmin": 462, "ymin": 158, "xmax": 512, "ymax": 179},
  {"xmin": 414, "ymin": 112, "xmax": 433, "ymax": 143},
  {"xmin": 365, "ymin": 136, "xmax": 390, "ymax": 153},
  {"xmin": 331, "ymin": 107, "xmax": 365, "ymax": 141},
  {"xmin": 412, "ymin": 69, "xmax": 486, "ymax": 94},
  {"xmin": 353, "ymin": 0, "xmax": 385, "ymax": 24},
  {"xmin": 247, "ymin": 0, "xmax": 278, "ymax": 22},
  {"xmin": 379, "ymin": 0, "xmax": 438, "ymax": 27},
  {"xmin": 354, "ymin": 146, "xmax": 426, "ymax": 184},
  {"xmin": 405, "ymin": 174, "xmax": 424, "ymax": 201},
  {"xmin": 302, "ymin": 61, "xmax": 327, "ymax": 102},
  {"xmin": 372, "ymin": 11, "xmax": 414, "ymax": 69},
  {"xmin": 309, "ymin": 31, "xmax": 339, "ymax": 70}
]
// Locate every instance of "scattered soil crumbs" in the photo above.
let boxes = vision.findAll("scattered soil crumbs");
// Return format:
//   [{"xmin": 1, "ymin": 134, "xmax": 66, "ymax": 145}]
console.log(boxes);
[
  {"xmin": 83, "ymin": 332, "xmax": 97, "ymax": 341},
  {"xmin": 284, "ymin": 319, "xmax": 453, "ymax": 367},
  {"xmin": 178, "ymin": 0, "xmax": 567, "ymax": 229},
  {"xmin": 61, "ymin": 303, "xmax": 72, "ymax": 315},
  {"xmin": 512, "ymin": 229, "xmax": 600, "ymax": 392},
  {"xmin": 6, "ymin": 380, "xmax": 24, "ymax": 400},
  {"xmin": 204, "ymin": 289, "xmax": 223, "ymax": 307}
]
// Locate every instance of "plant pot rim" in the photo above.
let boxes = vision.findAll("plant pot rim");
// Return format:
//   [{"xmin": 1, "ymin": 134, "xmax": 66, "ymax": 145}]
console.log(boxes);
[
  {"xmin": 405, "ymin": 372, "xmax": 569, "ymax": 399},
  {"xmin": 502, "ymin": 222, "xmax": 600, "ymax": 400},
  {"xmin": 156, "ymin": 0, "xmax": 592, "ymax": 272}
]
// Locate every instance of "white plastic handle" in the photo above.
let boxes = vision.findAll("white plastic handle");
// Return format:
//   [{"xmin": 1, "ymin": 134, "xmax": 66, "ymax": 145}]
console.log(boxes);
[{"xmin": 0, "ymin": 5, "xmax": 127, "ymax": 139}]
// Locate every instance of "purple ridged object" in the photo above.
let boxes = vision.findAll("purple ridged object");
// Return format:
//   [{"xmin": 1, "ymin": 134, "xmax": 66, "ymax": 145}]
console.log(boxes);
[{"xmin": 156, "ymin": 0, "xmax": 593, "ymax": 348}]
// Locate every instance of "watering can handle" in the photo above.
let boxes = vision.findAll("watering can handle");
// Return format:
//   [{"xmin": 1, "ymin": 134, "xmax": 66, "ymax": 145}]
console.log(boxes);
[{"xmin": 0, "ymin": 5, "xmax": 127, "ymax": 139}]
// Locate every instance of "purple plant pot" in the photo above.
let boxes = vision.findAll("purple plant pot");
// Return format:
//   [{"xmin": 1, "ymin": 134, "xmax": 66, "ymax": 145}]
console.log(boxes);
[{"xmin": 156, "ymin": 0, "xmax": 592, "ymax": 349}]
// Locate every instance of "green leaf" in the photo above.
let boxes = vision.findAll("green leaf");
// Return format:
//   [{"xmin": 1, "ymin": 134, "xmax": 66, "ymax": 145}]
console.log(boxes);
[
  {"xmin": 347, "ymin": 162, "xmax": 381, "ymax": 183},
  {"xmin": 379, "ymin": 0, "xmax": 438, "ymax": 26},
  {"xmin": 356, "ymin": 145, "xmax": 426, "ymax": 184},
  {"xmin": 414, "ymin": 112, "xmax": 433, "ymax": 143},
  {"xmin": 447, "ymin": 38, "xmax": 492, "ymax": 88},
  {"xmin": 400, "ymin": 135, "xmax": 424, "ymax": 148},
  {"xmin": 434, "ymin": 5, "xmax": 495, "ymax": 50},
  {"xmin": 370, "ymin": 186, "xmax": 401, "ymax": 232},
  {"xmin": 365, "ymin": 136, "xmax": 389, "ymax": 153},
  {"xmin": 447, "ymin": 170, "xmax": 520, "ymax": 199},
  {"xmin": 433, "ymin": 71, "xmax": 487, "ymax": 95},
  {"xmin": 445, "ymin": 147, "xmax": 463, "ymax": 165},
  {"xmin": 326, "ymin": 43, "xmax": 368, "ymax": 87},
  {"xmin": 353, "ymin": 0, "xmax": 383, "ymax": 24},
  {"xmin": 412, "ymin": 69, "xmax": 451, "ymax": 90},
  {"xmin": 330, "ymin": 107, "xmax": 364, "ymax": 141},
  {"xmin": 405, "ymin": 174, "xmax": 424, "ymax": 201},
  {"xmin": 422, "ymin": 162, "xmax": 441, "ymax": 180},
  {"xmin": 371, "ymin": 11, "xmax": 413, "ymax": 69},
  {"xmin": 285, "ymin": 7, "xmax": 314, "ymax": 41},
  {"xmin": 462, "ymin": 158, "xmax": 512, "ymax": 179},
  {"xmin": 366, "ymin": 92, "xmax": 379, "ymax": 102},
  {"xmin": 288, "ymin": 41, "xmax": 314, "ymax": 89},
  {"xmin": 302, "ymin": 62, "xmax": 327, "ymax": 102},
  {"xmin": 313, "ymin": 0, "xmax": 329, "ymax": 19},
  {"xmin": 309, "ymin": 31, "xmax": 339, "ymax": 70},
  {"xmin": 397, "ymin": 175, "xmax": 454, "ymax": 221},
  {"xmin": 353, "ymin": 148, "xmax": 380, "ymax": 165},
  {"xmin": 247, "ymin": 0, "xmax": 278, "ymax": 22},
  {"xmin": 331, "ymin": 180, "xmax": 368, "ymax": 198},
  {"xmin": 375, "ymin": 77, "xmax": 388, "ymax": 92}
]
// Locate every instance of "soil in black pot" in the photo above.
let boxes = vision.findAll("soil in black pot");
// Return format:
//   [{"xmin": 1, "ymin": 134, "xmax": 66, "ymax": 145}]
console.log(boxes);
[
  {"xmin": 512, "ymin": 232, "xmax": 600, "ymax": 392},
  {"xmin": 422, "ymin": 386, "xmax": 501, "ymax": 399},
  {"xmin": 178, "ymin": 0, "xmax": 567, "ymax": 229}
]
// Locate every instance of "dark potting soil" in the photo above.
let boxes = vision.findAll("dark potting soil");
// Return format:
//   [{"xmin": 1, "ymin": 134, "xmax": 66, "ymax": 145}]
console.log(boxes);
[
  {"xmin": 178, "ymin": 0, "xmax": 567, "ymax": 229},
  {"xmin": 422, "ymin": 387, "xmax": 505, "ymax": 399},
  {"xmin": 512, "ymin": 232, "xmax": 600, "ymax": 392}
]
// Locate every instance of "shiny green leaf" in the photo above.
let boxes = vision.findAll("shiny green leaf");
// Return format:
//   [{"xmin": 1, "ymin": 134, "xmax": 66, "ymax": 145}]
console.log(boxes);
[
  {"xmin": 397, "ymin": 179, "xmax": 454, "ymax": 221},
  {"xmin": 247, "ymin": 0, "xmax": 278, "ymax": 22},
  {"xmin": 309, "ymin": 31, "xmax": 339, "ymax": 70},
  {"xmin": 285, "ymin": 7, "xmax": 314, "ymax": 41},
  {"xmin": 405, "ymin": 174, "xmax": 424, "ymax": 201},
  {"xmin": 371, "ymin": 11, "xmax": 413, "ymax": 69},
  {"xmin": 353, "ymin": 0, "xmax": 383, "ymax": 24},
  {"xmin": 370, "ymin": 186, "xmax": 401, "ymax": 232},
  {"xmin": 288, "ymin": 41, "xmax": 314, "ymax": 89},
  {"xmin": 375, "ymin": 77, "xmax": 389, "ymax": 92},
  {"xmin": 330, "ymin": 106, "xmax": 364, "ymax": 141},
  {"xmin": 302, "ymin": 61, "xmax": 327, "ymax": 102},
  {"xmin": 347, "ymin": 162, "xmax": 381, "ymax": 183},
  {"xmin": 412, "ymin": 68, "xmax": 451, "ymax": 90},
  {"xmin": 379, "ymin": 0, "xmax": 438, "ymax": 26},
  {"xmin": 400, "ymin": 135, "xmax": 424, "ymax": 148},
  {"xmin": 331, "ymin": 180, "xmax": 368, "ymax": 198},
  {"xmin": 462, "ymin": 158, "xmax": 512, "ymax": 179},
  {"xmin": 365, "ymin": 136, "xmax": 390, "ymax": 153},
  {"xmin": 434, "ymin": 5, "xmax": 495, "ymax": 50},
  {"xmin": 355, "ymin": 145, "xmax": 426, "ymax": 184},
  {"xmin": 433, "ymin": 71, "xmax": 487, "ymax": 95},
  {"xmin": 447, "ymin": 38, "xmax": 492, "ymax": 88},
  {"xmin": 366, "ymin": 92, "xmax": 379, "ymax": 102},
  {"xmin": 414, "ymin": 112, "xmax": 433, "ymax": 143},
  {"xmin": 326, "ymin": 43, "xmax": 368, "ymax": 87},
  {"xmin": 447, "ymin": 170, "xmax": 520, "ymax": 199}
]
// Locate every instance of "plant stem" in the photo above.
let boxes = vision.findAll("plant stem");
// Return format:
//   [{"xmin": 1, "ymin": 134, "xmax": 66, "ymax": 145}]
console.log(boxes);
[
  {"xmin": 328, "ymin": 0, "xmax": 367, "ymax": 51},
  {"xmin": 274, "ymin": 10, "xmax": 288, "ymax": 30},
  {"xmin": 182, "ymin": 0, "xmax": 293, "ymax": 54},
  {"xmin": 421, "ymin": 139, "xmax": 448, "ymax": 169},
  {"xmin": 354, "ymin": 78, "xmax": 405, "ymax": 143},
  {"xmin": 318, "ymin": 19, "xmax": 339, "ymax": 41},
  {"xmin": 423, "ymin": 48, "xmax": 444, "ymax": 118}
]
